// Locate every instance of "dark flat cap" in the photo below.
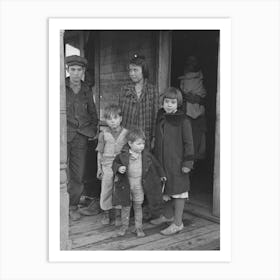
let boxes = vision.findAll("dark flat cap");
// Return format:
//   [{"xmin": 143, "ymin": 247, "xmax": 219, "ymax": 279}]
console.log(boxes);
[{"xmin": 65, "ymin": 55, "xmax": 87, "ymax": 67}]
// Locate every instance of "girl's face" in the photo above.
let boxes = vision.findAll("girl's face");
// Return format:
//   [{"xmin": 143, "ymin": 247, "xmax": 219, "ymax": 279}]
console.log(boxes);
[
  {"xmin": 163, "ymin": 98, "xmax": 178, "ymax": 113},
  {"xmin": 128, "ymin": 64, "xmax": 143, "ymax": 83},
  {"xmin": 128, "ymin": 138, "xmax": 145, "ymax": 153},
  {"xmin": 105, "ymin": 115, "xmax": 122, "ymax": 130}
]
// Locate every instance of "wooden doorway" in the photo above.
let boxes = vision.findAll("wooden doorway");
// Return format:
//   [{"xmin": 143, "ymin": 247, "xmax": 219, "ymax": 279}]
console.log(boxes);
[{"xmin": 170, "ymin": 30, "xmax": 220, "ymax": 216}]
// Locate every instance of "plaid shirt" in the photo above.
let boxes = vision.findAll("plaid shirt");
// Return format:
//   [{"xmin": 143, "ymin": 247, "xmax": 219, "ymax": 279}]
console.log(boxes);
[{"xmin": 118, "ymin": 80, "xmax": 159, "ymax": 148}]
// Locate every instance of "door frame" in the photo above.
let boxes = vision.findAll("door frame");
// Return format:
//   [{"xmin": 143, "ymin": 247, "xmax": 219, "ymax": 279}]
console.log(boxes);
[{"xmin": 157, "ymin": 30, "xmax": 220, "ymax": 217}]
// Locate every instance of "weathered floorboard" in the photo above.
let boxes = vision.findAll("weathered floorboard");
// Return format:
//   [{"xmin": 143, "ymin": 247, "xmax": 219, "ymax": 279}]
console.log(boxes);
[
  {"xmin": 77, "ymin": 217, "xmax": 212, "ymax": 250},
  {"xmin": 69, "ymin": 210, "xmax": 220, "ymax": 251},
  {"xmin": 130, "ymin": 224, "xmax": 218, "ymax": 250}
]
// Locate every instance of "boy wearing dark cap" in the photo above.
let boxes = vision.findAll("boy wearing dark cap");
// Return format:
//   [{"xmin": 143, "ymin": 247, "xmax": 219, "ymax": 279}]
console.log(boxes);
[{"xmin": 65, "ymin": 55, "xmax": 99, "ymax": 221}]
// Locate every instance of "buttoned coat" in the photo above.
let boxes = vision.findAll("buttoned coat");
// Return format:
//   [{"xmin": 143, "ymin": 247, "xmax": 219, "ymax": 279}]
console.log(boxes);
[
  {"xmin": 154, "ymin": 108, "xmax": 194, "ymax": 196},
  {"xmin": 66, "ymin": 77, "xmax": 98, "ymax": 142},
  {"xmin": 112, "ymin": 145, "xmax": 165, "ymax": 214}
]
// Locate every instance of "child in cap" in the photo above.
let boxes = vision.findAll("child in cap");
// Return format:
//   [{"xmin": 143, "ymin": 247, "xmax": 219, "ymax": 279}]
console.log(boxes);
[{"xmin": 65, "ymin": 55, "xmax": 99, "ymax": 221}]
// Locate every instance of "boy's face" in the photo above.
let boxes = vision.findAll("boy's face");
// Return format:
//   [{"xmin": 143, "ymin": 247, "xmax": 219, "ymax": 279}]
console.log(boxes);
[
  {"xmin": 128, "ymin": 138, "xmax": 145, "ymax": 153},
  {"xmin": 128, "ymin": 64, "xmax": 143, "ymax": 83},
  {"xmin": 67, "ymin": 65, "xmax": 85, "ymax": 83},
  {"xmin": 163, "ymin": 98, "xmax": 178, "ymax": 114},
  {"xmin": 105, "ymin": 114, "xmax": 122, "ymax": 130}
]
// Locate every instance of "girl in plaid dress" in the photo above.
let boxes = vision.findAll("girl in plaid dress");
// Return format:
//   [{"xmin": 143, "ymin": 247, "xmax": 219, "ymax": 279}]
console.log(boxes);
[{"xmin": 118, "ymin": 54, "xmax": 160, "ymax": 150}]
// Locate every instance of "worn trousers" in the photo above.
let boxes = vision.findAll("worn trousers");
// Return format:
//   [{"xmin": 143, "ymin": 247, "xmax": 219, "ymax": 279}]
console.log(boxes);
[
  {"xmin": 121, "ymin": 202, "xmax": 143, "ymax": 228},
  {"xmin": 67, "ymin": 133, "xmax": 88, "ymax": 206},
  {"xmin": 100, "ymin": 163, "xmax": 114, "ymax": 211}
]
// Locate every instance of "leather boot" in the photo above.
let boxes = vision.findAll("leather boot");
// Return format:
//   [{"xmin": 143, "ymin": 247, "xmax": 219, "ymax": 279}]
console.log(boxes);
[
  {"xmin": 79, "ymin": 197, "xmax": 101, "ymax": 216},
  {"xmin": 69, "ymin": 205, "xmax": 81, "ymax": 221}
]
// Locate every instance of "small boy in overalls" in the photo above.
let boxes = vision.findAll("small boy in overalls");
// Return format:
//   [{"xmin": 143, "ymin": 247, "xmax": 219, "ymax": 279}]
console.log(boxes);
[{"xmin": 96, "ymin": 104, "xmax": 128, "ymax": 225}]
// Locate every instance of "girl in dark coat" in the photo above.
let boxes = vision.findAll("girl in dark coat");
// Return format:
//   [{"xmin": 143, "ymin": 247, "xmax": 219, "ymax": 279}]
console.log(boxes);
[
  {"xmin": 112, "ymin": 128, "xmax": 166, "ymax": 237},
  {"xmin": 151, "ymin": 87, "xmax": 194, "ymax": 235}
]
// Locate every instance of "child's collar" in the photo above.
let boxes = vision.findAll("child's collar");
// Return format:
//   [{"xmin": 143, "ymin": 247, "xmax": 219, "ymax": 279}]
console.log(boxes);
[
  {"xmin": 108, "ymin": 126, "xmax": 122, "ymax": 133},
  {"xmin": 129, "ymin": 149, "xmax": 141, "ymax": 160}
]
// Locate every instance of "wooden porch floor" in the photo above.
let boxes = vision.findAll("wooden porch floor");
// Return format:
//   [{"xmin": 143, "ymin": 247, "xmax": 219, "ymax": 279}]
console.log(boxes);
[{"xmin": 69, "ymin": 207, "xmax": 220, "ymax": 250}]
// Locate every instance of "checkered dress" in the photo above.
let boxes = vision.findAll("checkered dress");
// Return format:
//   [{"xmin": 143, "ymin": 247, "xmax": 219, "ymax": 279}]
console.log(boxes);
[{"xmin": 118, "ymin": 80, "xmax": 159, "ymax": 149}]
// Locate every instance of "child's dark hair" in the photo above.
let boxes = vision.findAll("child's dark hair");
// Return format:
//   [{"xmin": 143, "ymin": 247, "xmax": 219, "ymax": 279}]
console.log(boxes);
[
  {"xmin": 127, "ymin": 127, "xmax": 146, "ymax": 143},
  {"xmin": 162, "ymin": 87, "xmax": 183, "ymax": 107},
  {"xmin": 103, "ymin": 104, "xmax": 122, "ymax": 119},
  {"xmin": 129, "ymin": 53, "xmax": 149, "ymax": 79}
]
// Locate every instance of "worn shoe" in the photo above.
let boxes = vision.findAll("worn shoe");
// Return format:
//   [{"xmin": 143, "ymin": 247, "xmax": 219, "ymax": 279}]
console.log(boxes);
[
  {"xmin": 79, "ymin": 197, "xmax": 101, "ymax": 216},
  {"xmin": 160, "ymin": 223, "xmax": 184, "ymax": 235},
  {"xmin": 101, "ymin": 211, "xmax": 110, "ymax": 225},
  {"xmin": 69, "ymin": 206, "xmax": 81, "ymax": 221},
  {"xmin": 134, "ymin": 227, "xmax": 146, "ymax": 237},
  {"xmin": 150, "ymin": 215, "xmax": 174, "ymax": 225},
  {"xmin": 117, "ymin": 226, "xmax": 129, "ymax": 236}
]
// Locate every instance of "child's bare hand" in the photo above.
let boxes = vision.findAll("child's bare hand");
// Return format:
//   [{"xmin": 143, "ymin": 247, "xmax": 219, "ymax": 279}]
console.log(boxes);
[
  {"xmin": 182, "ymin": 167, "xmax": 191, "ymax": 173},
  {"xmin": 163, "ymin": 194, "xmax": 171, "ymax": 201},
  {"xmin": 97, "ymin": 168, "xmax": 103, "ymax": 179},
  {"xmin": 118, "ymin": 166, "xmax": 126, "ymax": 174}
]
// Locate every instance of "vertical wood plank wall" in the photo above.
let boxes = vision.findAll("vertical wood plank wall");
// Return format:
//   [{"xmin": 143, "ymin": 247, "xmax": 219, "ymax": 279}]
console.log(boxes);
[
  {"xmin": 60, "ymin": 30, "xmax": 70, "ymax": 250},
  {"xmin": 98, "ymin": 31, "xmax": 157, "ymax": 120},
  {"xmin": 157, "ymin": 31, "xmax": 172, "ymax": 98}
]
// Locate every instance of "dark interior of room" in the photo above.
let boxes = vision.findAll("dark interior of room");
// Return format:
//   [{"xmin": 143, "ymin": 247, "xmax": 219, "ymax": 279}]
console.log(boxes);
[{"xmin": 171, "ymin": 30, "xmax": 219, "ymax": 209}]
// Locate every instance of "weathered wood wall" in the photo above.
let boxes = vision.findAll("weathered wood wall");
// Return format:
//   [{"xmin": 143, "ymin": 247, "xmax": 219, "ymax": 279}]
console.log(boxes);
[
  {"xmin": 157, "ymin": 31, "xmax": 172, "ymax": 100},
  {"xmin": 98, "ymin": 30, "xmax": 157, "ymax": 120},
  {"xmin": 60, "ymin": 30, "xmax": 71, "ymax": 250}
]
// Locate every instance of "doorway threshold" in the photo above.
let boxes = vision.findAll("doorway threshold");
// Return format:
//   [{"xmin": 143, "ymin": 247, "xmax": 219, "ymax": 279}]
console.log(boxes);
[{"xmin": 185, "ymin": 199, "xmax": 220, "ymax": 224}]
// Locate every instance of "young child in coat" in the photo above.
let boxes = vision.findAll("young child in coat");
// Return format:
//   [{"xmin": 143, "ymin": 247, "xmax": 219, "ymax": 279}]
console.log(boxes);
[
  {"xmin": 95, "ymin": 104, "xmax": 128, "ymax": 225},
  {"xmin": 112, "ymin": 127, "xmax": 166, "ymax": 237},
  {"xmin": 150, "ymin": 87, "xmax": 194, "ymax": 235}
]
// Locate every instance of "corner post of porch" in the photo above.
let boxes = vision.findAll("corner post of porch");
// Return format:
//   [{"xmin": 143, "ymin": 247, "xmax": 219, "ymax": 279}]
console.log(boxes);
[
  {"xmin": 60, "ymin": 29, "xmax": 71, "ymax": 250},
  {"xmin": 213, "ymin": 45, "xmax": 220, "ymax": 217}
]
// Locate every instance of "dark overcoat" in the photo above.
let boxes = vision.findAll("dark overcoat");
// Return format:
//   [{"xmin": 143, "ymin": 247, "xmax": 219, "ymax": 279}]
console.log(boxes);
[
  {"xmin": 112, "ymin": 145, "xmax": 165, "ymax": 215},
  {"xmin": 65, "ymin": 77, "xmax": 98, "ymax": 142},
  {"xmin": 154, "ymin": 108, "xmax": 194, "ymax": 195}
]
